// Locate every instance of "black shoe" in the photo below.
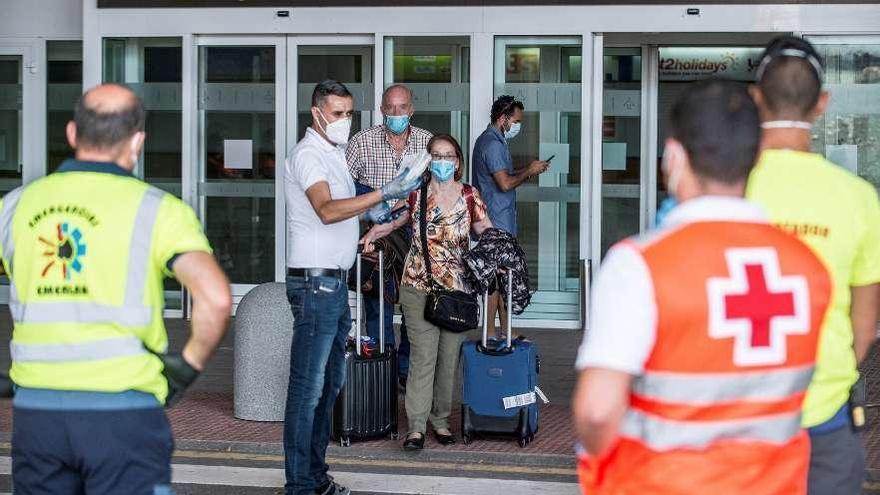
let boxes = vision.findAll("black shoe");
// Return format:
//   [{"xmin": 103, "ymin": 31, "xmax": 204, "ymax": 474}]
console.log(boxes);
[
  {"xmin": 402, "ymin": 432, "xmax": 425, "ymax": 451},
  {"xmin": 433, "ymin": 429, "xmax": 456, "ymax": 446},
  {"xmin": 315, "ymin": 480, "xmax": 351, "ymax": 495}
]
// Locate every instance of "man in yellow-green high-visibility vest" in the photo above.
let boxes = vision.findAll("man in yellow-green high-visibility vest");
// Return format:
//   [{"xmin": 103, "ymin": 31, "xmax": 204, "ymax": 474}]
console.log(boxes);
[{"xmin": 0, "ymin": 83, "xmax": 232, "ymax": 495}]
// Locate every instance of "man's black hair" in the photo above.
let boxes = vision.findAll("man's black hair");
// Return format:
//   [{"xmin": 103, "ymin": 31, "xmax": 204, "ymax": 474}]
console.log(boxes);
[
  {"xmin": 490, "ymin": 95, "xmax": 524, "ymax": 124},
  {"xmin": 73, "ymin": 84, "xmax": 145, "ymax": 150},
  {"xmin": 670, "ymin": 79, "xmax": 760, "ymax": 185},
  {"xmin": 311, "ymin": 79, "xmax": 352, "ymax": 108},
  {"xmin": 756, "ymin": 36, "xmax": 824, "ymax": 118}
]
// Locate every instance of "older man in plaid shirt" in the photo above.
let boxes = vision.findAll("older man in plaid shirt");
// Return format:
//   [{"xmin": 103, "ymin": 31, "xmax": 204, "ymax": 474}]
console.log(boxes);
[{"xmin": 346, "ymin": 84, "xmax": 432, "ymax": 389}]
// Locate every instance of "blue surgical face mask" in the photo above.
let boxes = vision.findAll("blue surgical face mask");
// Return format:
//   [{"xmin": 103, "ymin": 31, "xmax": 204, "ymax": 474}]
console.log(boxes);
[
  {"xmin": 385, "ymin": 114, "xmax": 410, "ymax": 135},
  {"xmin": 655, "ymin": 197, "xmax": 678, "ymax": 227},
  {"xmin": 504, "ymin": 121, "xmax": 522, "ymax": 140},
  {"xmin": 430, "ymin": 160, "xmax": 455, "ymax": 182}
]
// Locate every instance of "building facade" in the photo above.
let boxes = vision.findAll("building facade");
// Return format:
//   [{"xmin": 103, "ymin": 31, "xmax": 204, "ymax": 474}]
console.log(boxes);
[{"xmin": 2, "ymin": 0, "xmax": 879, "ymax": 327}]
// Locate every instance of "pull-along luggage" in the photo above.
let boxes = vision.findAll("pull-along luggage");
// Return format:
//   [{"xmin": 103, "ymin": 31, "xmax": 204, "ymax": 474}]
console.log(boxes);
[
  {"xmin": 460, "ymin": 270, "xmax": 540, "ymax": 447},
  {"xmin": 331, "ymin": 249, "xmax": 399, "ymax": 447}
]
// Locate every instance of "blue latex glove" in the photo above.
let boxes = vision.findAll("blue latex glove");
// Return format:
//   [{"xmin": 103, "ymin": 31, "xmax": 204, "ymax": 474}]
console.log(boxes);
[
  {"xmin": 366, "ymin": 202, "xmax": 394, "ymax": 224},
  {"xmin": 366, "ymin": 202, "xmax": 408, "ymax": 224},
  {"xmin": 380, "ymin": 151, "xmax": 429, "ymax": 201}
]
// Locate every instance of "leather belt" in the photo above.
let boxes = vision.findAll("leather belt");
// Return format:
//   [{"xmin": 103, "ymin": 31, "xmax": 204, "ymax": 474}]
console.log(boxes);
[{"xmin": 286, "ymin": 267, "xmax": 348, "ymax": 280}]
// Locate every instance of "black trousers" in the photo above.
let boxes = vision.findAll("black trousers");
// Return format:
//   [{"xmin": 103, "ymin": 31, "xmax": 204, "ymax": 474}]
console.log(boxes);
[
  {"xmin": 12, "ymin": 407, "xmax": 174, "ymax": 495},
  {"xmin": 807, "ymin": 425, "xmax": 865, "ymax": 495}
]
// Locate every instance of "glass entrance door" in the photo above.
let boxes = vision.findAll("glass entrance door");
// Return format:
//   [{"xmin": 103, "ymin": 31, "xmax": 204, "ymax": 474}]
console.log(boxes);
[
  {"xmin": 493, "ymin": 36, "xmax": 583, "ymax": 323},
  {"xmin": 0, "ymin": 52, "xmax": 25, "ymax": 196},
  {"xmin": 0, "ymin": 45, "xmax": 31, "ymax": 304},
  {"xmin": 197, "ymin": 37, "xmax": 285, "ymax": 301}
]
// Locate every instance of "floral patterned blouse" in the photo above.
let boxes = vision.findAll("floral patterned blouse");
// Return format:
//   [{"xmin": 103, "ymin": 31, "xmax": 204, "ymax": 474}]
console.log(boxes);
[{"xmin": 402, "ymin": 184, "xmax": 488, "ymax": 294}]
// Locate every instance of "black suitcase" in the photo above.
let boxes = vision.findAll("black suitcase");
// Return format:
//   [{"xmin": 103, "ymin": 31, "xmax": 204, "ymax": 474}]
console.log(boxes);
[{"xmin": 331, "ymin": 249, "xmax": 399, "ymax": 446}]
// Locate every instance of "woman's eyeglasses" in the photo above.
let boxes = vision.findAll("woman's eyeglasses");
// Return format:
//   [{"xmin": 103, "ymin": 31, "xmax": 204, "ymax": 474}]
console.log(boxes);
[{"xmin": 430, "ymin": 153, "xmax": 458, "ymax": 161}]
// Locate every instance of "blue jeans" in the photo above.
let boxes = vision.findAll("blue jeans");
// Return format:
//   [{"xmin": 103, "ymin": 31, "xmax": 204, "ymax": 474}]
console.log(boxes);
[
  {"xmin": 364, "ymin": 295, "xmax": 410, "ymax": 379},
  {"xmin": 284, "ymin": 274, "xmax": 351, "ymax": 495}
]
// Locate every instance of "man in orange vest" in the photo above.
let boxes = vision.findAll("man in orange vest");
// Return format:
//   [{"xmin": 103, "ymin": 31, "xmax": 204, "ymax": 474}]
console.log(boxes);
[{"xmin": 572, "ymin": 79, "xmax": 831, "ymax": 494}]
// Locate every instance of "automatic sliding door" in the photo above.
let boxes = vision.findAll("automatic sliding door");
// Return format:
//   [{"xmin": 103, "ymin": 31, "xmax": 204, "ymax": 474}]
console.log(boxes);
[
  {"xmin": 494, "ymin": 36, "xmax": 582, "ymax": 324},
  {"xmin": 197, "ymin": 39, "xmax": 284, "ymax": 300}
]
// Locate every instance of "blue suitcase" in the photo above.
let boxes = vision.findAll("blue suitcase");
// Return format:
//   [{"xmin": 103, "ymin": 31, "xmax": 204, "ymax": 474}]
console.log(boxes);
[{"xmin": 460, "ymin": 272, "xmax": 539, "ymax": 447}]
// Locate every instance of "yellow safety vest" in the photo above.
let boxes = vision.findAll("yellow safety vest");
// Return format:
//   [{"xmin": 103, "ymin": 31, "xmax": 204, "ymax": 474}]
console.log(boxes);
[{"xmin": 0, "ymin": 160, "xmax": 212, "ymax": 404}]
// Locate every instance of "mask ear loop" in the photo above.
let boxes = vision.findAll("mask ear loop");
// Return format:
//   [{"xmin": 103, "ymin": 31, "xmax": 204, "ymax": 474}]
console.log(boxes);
[{"xmin": 761, "ymin": 120, "xmax": 813, "ymax": 130}]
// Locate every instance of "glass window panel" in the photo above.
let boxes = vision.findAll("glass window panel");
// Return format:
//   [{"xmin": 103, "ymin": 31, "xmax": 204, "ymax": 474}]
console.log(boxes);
[
  {"xmin": 103, "ymin": 37, "xmax": 183, "ymax": 195},
  {"xmin": 656, "ymin": 47, "xmax": 762, "ymax": 207},
  {"xmin": 0, "ymin": 56, "xmax": 23, "ymax": 193},
  {"xmin": 601, "ymin": 48, "xmax": 641, "ymax": 257},
  {"xmin": 199, "ymin": 45, "xmax": 276, "ymax": 287},
  {"xmin": 47, "ymin": 41, "xmax": 82, "ymax": 174},
  {"xmin": 103, "ymin": 37, "xmax": 184, "ymax": 308},
  {"xmin": 494, "ymin": 36, "xmax": 582, "ymax": 322},
  {"xmin": 297, "ymin": 46, "xmax": 373, "ymax": 141},
  {"xmin": 810, "ymin": 39, "xmax": 880, "ymax": 189},
  {"xmin": 386, "ymin": 36, "xmax": 470, "ymax": 176}
]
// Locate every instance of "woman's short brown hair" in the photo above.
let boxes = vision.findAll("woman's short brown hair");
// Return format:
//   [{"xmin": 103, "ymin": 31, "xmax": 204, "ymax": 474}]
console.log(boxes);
[{"xmin": 427, "ymin": 133, "xmax": 465, "ymax": 181}]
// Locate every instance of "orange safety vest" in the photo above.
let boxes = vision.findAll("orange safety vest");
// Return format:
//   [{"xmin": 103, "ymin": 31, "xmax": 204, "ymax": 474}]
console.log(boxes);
[{"xmin": 579, "ymin": 220, "xmax": 831, "ymax": 495}]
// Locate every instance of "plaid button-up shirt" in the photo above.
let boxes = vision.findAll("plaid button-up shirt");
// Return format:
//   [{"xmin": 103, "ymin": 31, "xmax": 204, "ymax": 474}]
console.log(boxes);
[{"xmin": 346, "ymin": 124, "xmax": 433, "ymax": 190}]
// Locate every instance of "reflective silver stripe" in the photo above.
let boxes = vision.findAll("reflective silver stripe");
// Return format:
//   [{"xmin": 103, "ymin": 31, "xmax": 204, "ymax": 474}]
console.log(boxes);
[
  {"xmin": 0, "ymin": 186, "xmax": 25, "ymax": 273},
  {"xmin": 10, "ymin": 186, "xmax": 164, "ymax": 327},
  {"xmin": 620, "ymin": 409, "xmax": 802, "ymax": 452},
  {"xmin": 632, "ymin": 366, "xmax": 814, "ymax": 404},
  {"xmin": 11, "ymin": 335, "xmax": 147, "ymax": 363},
  {"xmin": 13, "ymin": 302, "xmax": 152, "ymax": 327},
  {"xmin": 125, "ymin": 187, "xmax": 164, "ymax": 306}
]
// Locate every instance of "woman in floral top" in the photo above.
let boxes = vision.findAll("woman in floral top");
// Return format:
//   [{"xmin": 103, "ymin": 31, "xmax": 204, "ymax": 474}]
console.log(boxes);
[{"xmin": 362, "ymin": 134, "xmax": 492, "ymax": 451}]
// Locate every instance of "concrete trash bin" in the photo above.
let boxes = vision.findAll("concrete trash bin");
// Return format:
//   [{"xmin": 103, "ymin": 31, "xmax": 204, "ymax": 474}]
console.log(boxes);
[{"xmin": 233, "ymin": 282, "xmax": 293, "ymax": 421}]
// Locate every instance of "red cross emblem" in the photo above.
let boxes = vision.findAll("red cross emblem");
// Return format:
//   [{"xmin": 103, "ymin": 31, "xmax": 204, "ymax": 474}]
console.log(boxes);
[{"xmin": 707, "ymin": 248, "xmax": 810, "ymax": 366}]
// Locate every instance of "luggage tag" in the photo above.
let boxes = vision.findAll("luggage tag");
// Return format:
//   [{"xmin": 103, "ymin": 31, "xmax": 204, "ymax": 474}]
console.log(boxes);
[
  {"xmin": 503, "ymin": 392, "xmax": 536, "ymax": 409},
  {"xmin": 535, "ymin": 386, "xmax": 550, "ymax": 404}
]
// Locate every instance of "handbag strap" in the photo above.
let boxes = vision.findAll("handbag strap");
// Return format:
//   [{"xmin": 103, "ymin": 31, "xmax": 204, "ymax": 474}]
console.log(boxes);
[{"xmin": 418, "ymin": 179, "xmax": 438, "ymax": 292}]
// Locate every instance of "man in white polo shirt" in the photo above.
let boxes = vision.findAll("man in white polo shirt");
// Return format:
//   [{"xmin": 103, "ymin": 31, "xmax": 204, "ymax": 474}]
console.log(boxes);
[{"xmin": 283, "ymin": 80, "xmax": 422, "ymax": 495}]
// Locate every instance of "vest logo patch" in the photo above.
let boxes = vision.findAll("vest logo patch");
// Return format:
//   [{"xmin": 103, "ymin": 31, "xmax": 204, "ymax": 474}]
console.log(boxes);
[
  {"xmin": 39, "ymin": 222, "xmax": 87, "ymax": 280},
  {"xmin": 707, "ymin": 247, "xmax": 810, "ymax": 367}
]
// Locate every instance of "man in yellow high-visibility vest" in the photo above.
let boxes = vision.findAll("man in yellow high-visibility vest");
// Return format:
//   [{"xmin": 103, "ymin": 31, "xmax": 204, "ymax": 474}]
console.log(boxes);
[{"xmin": 1, "ymin": 83, "xmax": 232, "ymax": 494}]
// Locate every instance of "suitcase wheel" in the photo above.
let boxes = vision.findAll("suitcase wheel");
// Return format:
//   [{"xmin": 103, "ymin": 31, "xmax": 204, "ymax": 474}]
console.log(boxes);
[
  {"xmin": 462, "ymin": 433, "xmax": 473, "ymax": 445},
  {"xmin": 340, "ymin": 437, "xmax": 351, "ymax": 448},
  {"xmin": 391, "ymin": 431, "xmax": 400, "ymax": 441},
  {"xmin": 518, "ymin": 436, "xmax": 530, "ymax": 448}
]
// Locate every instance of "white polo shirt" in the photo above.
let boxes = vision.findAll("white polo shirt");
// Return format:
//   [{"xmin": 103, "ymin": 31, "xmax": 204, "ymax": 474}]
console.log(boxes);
[
  {"xmin": 285, "ymin": 127, "xmax": 358, "ymax": 270},
  {"xmin": 575, "ymin": 196, "xmax": 767, "ymax": 374}
]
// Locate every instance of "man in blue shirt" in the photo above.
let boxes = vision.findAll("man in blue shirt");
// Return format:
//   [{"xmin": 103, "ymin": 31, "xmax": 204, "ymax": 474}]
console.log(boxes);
[{"xmin": 472, "ymin": 95, "xmax": 548, "ymax": 337}]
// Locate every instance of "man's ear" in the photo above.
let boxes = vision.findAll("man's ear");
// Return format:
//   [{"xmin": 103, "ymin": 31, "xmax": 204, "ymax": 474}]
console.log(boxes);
[
  {"xmin": 748, "ymin": 85, "xmax": 766, "ymax": 113},
  {"xmin": 811, "ymin": 91, "xmax": 830, "ymax": 122},
  {"xmin": 66, "ymin": 121, "xmax": 77, "ymax": 150},
  {"xmin": 130, "ymin": 131, "xmax": 146, "ymax": 157}
]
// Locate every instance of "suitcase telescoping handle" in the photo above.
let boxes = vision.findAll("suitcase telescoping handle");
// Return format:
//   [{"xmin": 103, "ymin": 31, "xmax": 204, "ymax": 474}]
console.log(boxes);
[
  {"xmin": 482, "ymin": 269, "xmax": 514, "ymax": 351},
  {"xmin": 354, "ymin": 248, "xmax": 384, "ymax": 357}
]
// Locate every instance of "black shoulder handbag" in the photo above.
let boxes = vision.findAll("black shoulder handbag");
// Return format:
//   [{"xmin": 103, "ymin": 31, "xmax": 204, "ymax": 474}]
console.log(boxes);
[{"xmin": 418, "ymin": 181, "xmax": 480, "ymax": 333}]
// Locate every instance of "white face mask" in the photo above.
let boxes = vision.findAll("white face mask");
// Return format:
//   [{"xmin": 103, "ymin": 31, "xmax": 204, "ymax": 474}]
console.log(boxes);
[{"xmin": 318, "ymin": 109, "xmax": 352, "ymax": 146}]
